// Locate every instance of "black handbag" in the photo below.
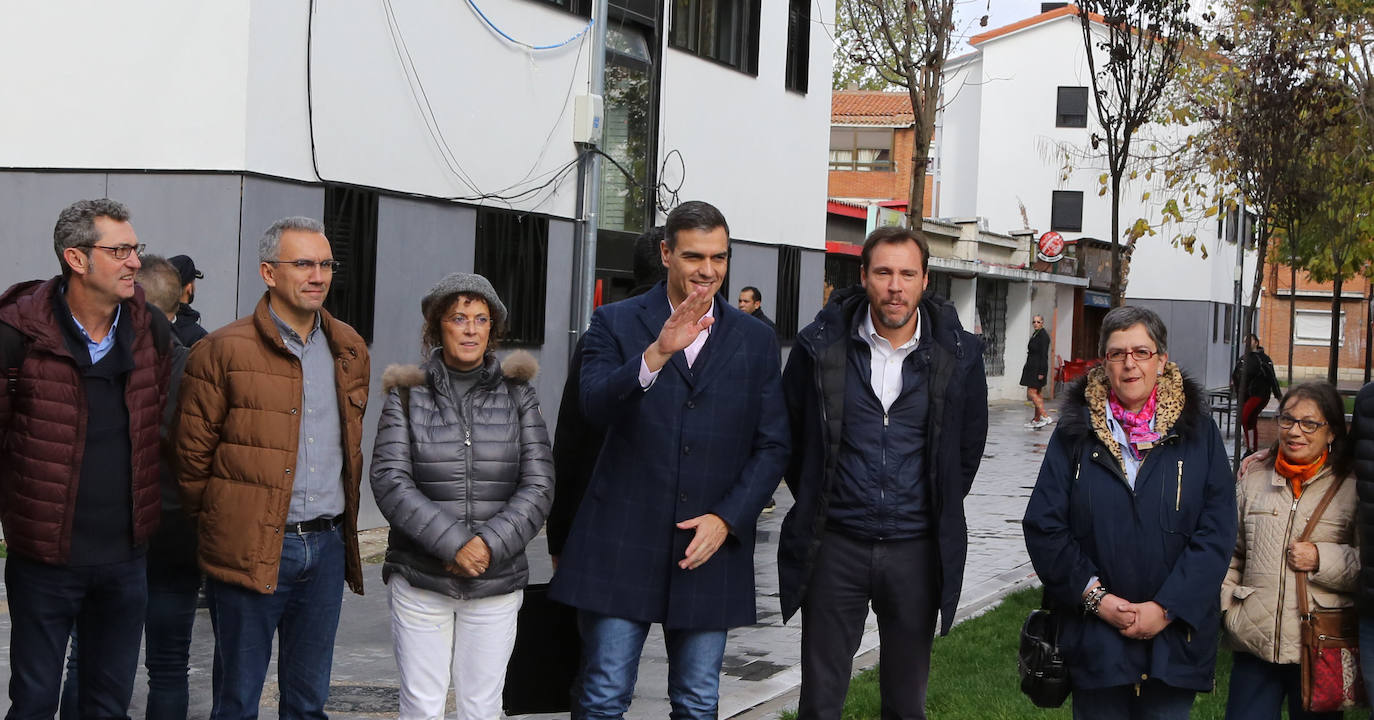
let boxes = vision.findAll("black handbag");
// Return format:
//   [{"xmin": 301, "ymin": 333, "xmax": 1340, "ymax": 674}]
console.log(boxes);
[{"xmin": 1018, "ymin": 598, "xmax": 1071, "ymax": 708}]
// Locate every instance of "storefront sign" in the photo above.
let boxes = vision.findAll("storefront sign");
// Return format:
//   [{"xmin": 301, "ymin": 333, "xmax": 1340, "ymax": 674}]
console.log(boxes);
[{"xmin": 1037, "ymin": 231, "xmax": 1066, "ymax": 263}]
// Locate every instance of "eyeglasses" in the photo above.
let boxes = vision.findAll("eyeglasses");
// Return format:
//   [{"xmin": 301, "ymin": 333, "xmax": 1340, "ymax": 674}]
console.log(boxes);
[
  {"xmin": 1277, "ymin": 413, "xmax": 1328, "ymax": 434},
  {"xmin": 267, "ymin": 259, "xmax": 342, "ymax": 273},
  {"xmin": 1032, "ymin": 320, "xmax": 1044, "ymax": 325},
  {"xmin": 1104, "ymin": 348, "xmax": 1159, "ymax": 363},
  {"xmin": 446, "ymin": 314, "xmax": 492, "ymax": 329},
  {"xmin": 81, "ymin": 243, "xmax": 146, "ymax": 260}
]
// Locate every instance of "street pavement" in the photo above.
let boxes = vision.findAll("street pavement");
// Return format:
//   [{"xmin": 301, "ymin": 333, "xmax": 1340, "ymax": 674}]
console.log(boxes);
[{"xmin": 0, "ymin": 399, "xmax": 1092, "ymax": 719}]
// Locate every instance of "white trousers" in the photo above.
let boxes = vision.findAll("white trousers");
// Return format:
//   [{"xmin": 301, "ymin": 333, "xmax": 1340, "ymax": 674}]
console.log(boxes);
[{"xmin": 387, "ymin": 576, "xmax": 524, "ymax": 720}]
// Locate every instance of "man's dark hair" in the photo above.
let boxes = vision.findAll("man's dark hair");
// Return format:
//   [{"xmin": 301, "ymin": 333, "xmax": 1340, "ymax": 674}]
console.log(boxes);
[
  {"xmin": 664, "ymin": 201, "xmax": 729, "ymax": 251},
  {"xmin": 632, "ymin": 227, "xmax": 668, "ymax": 288},
  {"xmin": 1268, "ymin": 381, "xmax": 1353, "ymax": 479},
  {"xmin": 53, "ymin": 198, "xmax": 132, "ymax": 278},
  {"xmin": 860, "ymin": 226, "xmax": 930, "ymax": 274},
  {"xmin": 741, "ymin": 286, "xmax": 762, "ymax": 303}
]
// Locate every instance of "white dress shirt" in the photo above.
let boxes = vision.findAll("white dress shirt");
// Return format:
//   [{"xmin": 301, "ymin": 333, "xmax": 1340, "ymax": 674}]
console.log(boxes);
[{"xmin": 861, "ymin": 305, "xmax": 922, "ymax": 412}]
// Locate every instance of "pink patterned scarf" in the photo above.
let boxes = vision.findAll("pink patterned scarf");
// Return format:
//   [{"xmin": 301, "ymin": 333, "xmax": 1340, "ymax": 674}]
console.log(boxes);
[{"xmin": 1108, "ymin": 387, "xmax": 1161, "ymax": 460}]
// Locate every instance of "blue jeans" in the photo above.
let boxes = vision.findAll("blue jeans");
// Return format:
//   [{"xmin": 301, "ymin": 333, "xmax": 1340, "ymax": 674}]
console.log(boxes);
[
  {"xmin": 59, "ymin": 564, "xmax": 200, "ymax": 720},
  {"xmin": 1359, "ymin": 616, "xmax": 1374, "ymax": 720},
  {"xmin": 207, "ymin": 526, "xmax": 344, "ymax": 720},
  {"xmin": 5, "ymin": 554, "xmax": 147, "ymax": 720},
  {"xmin": 1226, "ymin": 651, "xmax": 1342, "ymax": 720},
  {"xmin": 1071, "ymin": 680, "xmax": 1195, "ymax": 720},
  {"xmin": 576, "ymin": 611, "xmax": 727, "ymax": 720}
]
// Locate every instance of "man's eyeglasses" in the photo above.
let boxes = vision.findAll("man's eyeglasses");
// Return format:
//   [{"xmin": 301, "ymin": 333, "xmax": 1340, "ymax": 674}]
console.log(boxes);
[
  {"xmin": 267, "ymin": 259, "xmax": 342, "ymax": 273},
  {"xmin": 1277, "ymin": 413, "xmax": 1328, "ymax": 434},
  {"xmin": 446, "ymin": 314, "xmax": 492, "ymax": 329},
  {"xmin": 1104, "ymin": 348, "xmax": 1159, "ymax": 364},
  {"xmin": 81, "ymin": 243, "xmax": 146, "ymax": 260}
]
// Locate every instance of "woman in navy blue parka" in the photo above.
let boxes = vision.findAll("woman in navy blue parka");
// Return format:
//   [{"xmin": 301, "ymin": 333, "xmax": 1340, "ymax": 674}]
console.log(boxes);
[{"xmin": 1023, "ymin": 306, "xmax": 1237, "ymax": 719}]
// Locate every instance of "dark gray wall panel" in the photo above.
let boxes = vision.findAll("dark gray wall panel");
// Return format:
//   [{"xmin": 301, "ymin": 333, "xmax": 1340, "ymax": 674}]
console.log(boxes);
[
  {"xmin": 727, "ymin": 243, "xmax": 778, "ymax": 319},
  {"xmin": 0, "ymin": 172, "xmax": 110, "ymax": 289},
  {"xmin": 106, "ymin": 173, "xmax": 243, "ymax": 335},
  {"xmin": 525, "ymin": 219, "xmax": 574, "ymax": 439},
  {"xmin": 1129, "ymin": 298, "xmax": 1224, "ymax": 387},
  {"xmin": 799, "ymin": 248, "xmax": 825, "ymax": 331},
  {"xmin": 237, "ymin": 178, "xmax": 326, "ymax": 317}
]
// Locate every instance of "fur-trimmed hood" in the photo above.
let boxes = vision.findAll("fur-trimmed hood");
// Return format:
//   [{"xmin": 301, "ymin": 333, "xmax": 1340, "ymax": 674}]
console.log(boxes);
[
  {"xmin": 381, "ymin": 349, "xmax": 538, "ymax": 394},
  {"xmin": 1057, "ymin": 361, "xmax": 1210, "ymax": 471}
]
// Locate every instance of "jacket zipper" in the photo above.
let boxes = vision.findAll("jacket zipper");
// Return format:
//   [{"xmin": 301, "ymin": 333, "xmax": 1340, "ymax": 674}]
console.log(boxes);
[
  {"xmin": 1175, "ymin": 460, "xmax": 1183, "ymax": 511},
  {"xmin": 1273, "ymin": 493, "xmax": 1301, "ymax": 663}
]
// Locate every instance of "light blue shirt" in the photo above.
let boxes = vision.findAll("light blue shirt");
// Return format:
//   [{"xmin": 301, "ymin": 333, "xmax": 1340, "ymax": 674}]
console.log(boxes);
[{"xmin": 70, "ymin": 303, "xmax": 121, "ymax": 365}]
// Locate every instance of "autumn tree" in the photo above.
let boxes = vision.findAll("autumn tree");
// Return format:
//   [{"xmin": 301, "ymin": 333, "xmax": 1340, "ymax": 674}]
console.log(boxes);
[
  {"xmin": 835, "ymin": 0, "xmax": 957, "ymax": 227},
  {"xmin": 1074, "ymin": 0, "xmax": 1198, "ymax": 305}
]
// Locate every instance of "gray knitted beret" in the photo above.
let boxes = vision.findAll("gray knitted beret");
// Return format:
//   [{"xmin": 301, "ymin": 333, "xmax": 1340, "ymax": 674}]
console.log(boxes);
[{"xmin": 420, "ymin": 272, "xmax": 508, "ymax": 330}]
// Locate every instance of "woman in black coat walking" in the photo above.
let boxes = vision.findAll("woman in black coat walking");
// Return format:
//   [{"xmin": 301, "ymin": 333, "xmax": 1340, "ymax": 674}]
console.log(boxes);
[{"xmin": 1020, "ymin": 314, "xmax": 1052, "ymax": 427}]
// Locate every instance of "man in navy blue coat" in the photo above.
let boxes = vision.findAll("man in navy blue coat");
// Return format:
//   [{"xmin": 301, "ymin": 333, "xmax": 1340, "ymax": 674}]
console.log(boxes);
[
  {"xmin": 779, "ymin": 226, "xmax": 988, "ymax": 720},
  {"xmin": 550, "ymin": 201, "xmax": 789, "ymax": 720}
]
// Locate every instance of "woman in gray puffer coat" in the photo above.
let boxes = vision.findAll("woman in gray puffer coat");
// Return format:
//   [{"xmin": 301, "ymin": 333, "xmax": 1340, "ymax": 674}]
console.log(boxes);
[{"xmin": 370, "ymin": 273, "xmax": 553, "ymax": 720}]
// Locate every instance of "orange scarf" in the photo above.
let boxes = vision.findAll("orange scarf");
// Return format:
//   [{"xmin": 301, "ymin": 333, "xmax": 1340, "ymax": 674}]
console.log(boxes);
[{"xmin": 1275, "ymin": 449, "xmax": 1328, "ymax": 498}]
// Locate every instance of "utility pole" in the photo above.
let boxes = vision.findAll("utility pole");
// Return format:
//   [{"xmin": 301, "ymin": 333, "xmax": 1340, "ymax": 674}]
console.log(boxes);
[
  {"xmin": 1231, "ymin": 201, "xmax": 1246, "ymax": 470},
  {"xmin": 571, "ymin": 0, "xmax": 609, "ymax": 352}
]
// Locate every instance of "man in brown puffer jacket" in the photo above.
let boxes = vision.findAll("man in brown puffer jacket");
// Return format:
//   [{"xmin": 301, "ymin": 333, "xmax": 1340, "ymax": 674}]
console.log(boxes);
[
  {"xmin": 0, "ymin": 198, "xmax": 170, "ymax": 719},
  {"xmin": 173, "ymin": 216, "xmax": 370, "ymax": 720}
]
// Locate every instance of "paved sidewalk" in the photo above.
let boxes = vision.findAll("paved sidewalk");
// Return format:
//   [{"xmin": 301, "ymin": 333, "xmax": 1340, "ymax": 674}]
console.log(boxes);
[{"xmin": 0, "ymin": 399, "xmax": 1062, "ymax": 719}]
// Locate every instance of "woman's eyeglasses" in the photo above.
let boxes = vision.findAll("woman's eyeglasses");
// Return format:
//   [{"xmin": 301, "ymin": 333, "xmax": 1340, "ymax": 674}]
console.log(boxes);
[
  {"xmin": 446, "ymin": 314, "xmax": 491, "ymax": 329},
  {"xmin": 1104, "ymin": 348, "xmax": 1158, "ymax": 364},
  {"xmin": 1277, "ymin": 414, "xmax": 1328, "ymax": 434}
]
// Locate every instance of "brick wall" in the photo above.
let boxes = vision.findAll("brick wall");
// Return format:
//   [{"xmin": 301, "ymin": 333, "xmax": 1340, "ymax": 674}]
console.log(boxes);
[
  {"xmin": 826, "ymin": 127, "xmax": 934, "ymax": 217},
  {"xmin": 1257, "ymin": 262, "xmax": 1372, "ymax": 379}
]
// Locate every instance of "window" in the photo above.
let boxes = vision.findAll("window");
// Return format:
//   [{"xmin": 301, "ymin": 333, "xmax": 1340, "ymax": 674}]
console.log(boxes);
[
  {"xmin": 928, "ymin": 271, "xmax": 952, "ymax": 301},
  {"xmin": 1221, "ymin": 206, "xmax": 1257, "ymax": 247},
  {"xmin": 1295, "ymin": 309, "xmax": 1345, "ymax": 347},
  {"xmin": 784, "ymin": 0, "xmax": 809, "ymax": 93},
  {"xmin": 600, "ymin": 26, "xmax": 653, "ymax": 233},
  {"xmin": 976, "ymin": 278, "xmax": 1008, "ymax": 376},
  {"xmin": 474, "ymin": 208, "xmax": 549, "ymax": 345},
  {"xmin": 670, "ymin": 0, "xmax": 761, "ymax": 74},
  {"xmin": 776, "ymin": 245, "xmax": 801, "ymax": 340},
  {"xmin": 1056, "ymin": 86, "xmax": 1089, "ymax": 128},
  {"xmin": 322, "ymin": 186, "xmax": 379, "ymax": 344},
  {"xmin": 829, "ymin": 128, "xmax": 895, "ymax": 171},
  {"xmin": 1051, "ymin": 191, "xmax": 1083, "ymax": 232}
]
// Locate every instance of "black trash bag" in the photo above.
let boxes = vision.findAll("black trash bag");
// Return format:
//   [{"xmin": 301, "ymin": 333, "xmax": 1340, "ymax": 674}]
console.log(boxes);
[{"xmin": 503, "ymin": 583, "xmax": 582, "ymax": 715}]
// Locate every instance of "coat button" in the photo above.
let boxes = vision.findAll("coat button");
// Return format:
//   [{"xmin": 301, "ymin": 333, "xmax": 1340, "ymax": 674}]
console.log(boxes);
[
  {"xmin": 285, "ymin": 468, "xmax": 292, "ymax": 475},
  {"xmin": 686, "ymin": 400, "xmax": 695, "ymax": 409},
  {"xmin": 683, "ymin": 446, "xmax": 692, "ymax": 455},
  {"xmin": 680, "ymin": 492, "xmax": 688, "ymax": 502},
  {"xmin": 291, "ymin": 408, "xmax": 298, "ymax": 415}
]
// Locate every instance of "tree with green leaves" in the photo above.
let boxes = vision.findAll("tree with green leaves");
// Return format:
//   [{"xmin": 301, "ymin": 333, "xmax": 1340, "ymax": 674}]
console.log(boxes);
[
  {"xmin": 1074, "ymin": 0, "xmax": 1199, "ymax": 306},
  {"xmin": 833, "ymin": 0, "xmax": 957, "ymax": 227}
]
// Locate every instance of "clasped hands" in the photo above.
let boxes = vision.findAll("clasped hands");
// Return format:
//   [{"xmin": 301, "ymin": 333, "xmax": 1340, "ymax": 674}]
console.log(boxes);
[
  {"xmin": 446, "ymin": 536, "xmax": 491, "ymax": 577},
  {"xmin": 1093, "ymin": 590, "xmax": 1172, "ymax": 641}
]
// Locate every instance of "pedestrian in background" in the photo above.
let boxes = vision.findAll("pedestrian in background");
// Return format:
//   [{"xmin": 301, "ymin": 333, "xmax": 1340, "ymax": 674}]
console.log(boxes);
[
  {"xmin": 1021, "ymin": 314, "xmax": 1051, "ymax": 428},
  {"xmin": 370, "ymin": 272, "xmax": 553, "ymax": 720},
  {"xmin": 1232, "ymin": 333, "xmax": 1282, "ymax": 453},
  {"xmin": 167, "ymin": 254, "xmax": 208, "ymax": 346},
  {"xmin": 1024, "ymin": 305, "xmax": 1236, "ymax": 720}
]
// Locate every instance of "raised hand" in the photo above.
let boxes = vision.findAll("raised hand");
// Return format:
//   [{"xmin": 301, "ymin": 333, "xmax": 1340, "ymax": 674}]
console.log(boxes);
[{"xmin": 644, "ymin": 285, "xmax": 715, "ymax": 372}]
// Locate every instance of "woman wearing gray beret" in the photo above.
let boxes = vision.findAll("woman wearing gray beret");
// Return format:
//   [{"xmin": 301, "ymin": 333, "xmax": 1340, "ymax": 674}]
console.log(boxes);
[{"xmin": 369, "ymin": 272, "xmax": 554, "ymax": 720}]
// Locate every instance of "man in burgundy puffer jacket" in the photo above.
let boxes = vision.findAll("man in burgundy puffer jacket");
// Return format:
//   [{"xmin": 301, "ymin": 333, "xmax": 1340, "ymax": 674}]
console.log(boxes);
[{"xmin": 0, "ymin": 198, "xmax": 170, "ymax": 720}]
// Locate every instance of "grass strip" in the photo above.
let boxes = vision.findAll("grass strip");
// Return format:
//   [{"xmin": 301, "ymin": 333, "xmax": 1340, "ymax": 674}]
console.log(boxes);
[{"xmin": 782, "ymin": 586, "xmax": 1356, "ymax": 719}]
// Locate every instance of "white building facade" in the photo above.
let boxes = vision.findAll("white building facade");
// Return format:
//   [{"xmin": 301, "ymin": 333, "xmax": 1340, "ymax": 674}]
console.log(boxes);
[
  {"xmin": 937, "ymin": 6, "xmax": 1256, "ymax": 388},
  {"xmin": 0, "ymin": 0, "xmax": 833, "ymax": 526}
]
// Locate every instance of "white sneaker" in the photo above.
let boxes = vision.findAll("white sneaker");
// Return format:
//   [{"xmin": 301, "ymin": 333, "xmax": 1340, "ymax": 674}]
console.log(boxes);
[
  {"xmin": 1033, "ymin": 417, "xmax": 1052, "ymax": 428},
  {"xmin": 1024, "ymin": 420, "xmax": 1039, "ymax": 428}
]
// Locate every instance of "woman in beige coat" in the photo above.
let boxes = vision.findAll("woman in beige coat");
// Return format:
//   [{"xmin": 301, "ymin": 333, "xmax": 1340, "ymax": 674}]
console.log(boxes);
[{"xmin": 1221, "ymin": 381, "xmax": 1358, "ymax": 720}]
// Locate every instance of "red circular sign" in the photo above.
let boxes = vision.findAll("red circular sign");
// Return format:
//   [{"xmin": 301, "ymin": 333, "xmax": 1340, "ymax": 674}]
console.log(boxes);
[{"xmin": 1037, "ymin": 231, "xmax": 1065, "ymax": 262}]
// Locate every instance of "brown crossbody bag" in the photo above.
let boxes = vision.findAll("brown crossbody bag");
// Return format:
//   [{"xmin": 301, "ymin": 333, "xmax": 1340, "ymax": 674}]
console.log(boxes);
[{"xmin": 1294, "ymin": 474, "xmax": 1367, "ymax": 712}]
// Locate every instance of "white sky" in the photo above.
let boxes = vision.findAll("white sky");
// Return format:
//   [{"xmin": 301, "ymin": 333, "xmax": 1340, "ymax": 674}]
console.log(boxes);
[{"xmin": 951, "ymin": 0, "xmax": 1058, "ymax": 50}]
